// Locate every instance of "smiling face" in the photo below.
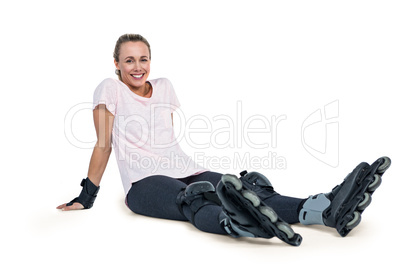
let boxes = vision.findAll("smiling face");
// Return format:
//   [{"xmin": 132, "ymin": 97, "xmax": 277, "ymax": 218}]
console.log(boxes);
[{"xmin": 114, "ymin": 41, "xmax": 151, "ymax": 92}]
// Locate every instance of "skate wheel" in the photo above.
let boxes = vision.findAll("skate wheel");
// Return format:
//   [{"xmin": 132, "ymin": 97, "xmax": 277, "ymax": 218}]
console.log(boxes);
[
  {"xmin": 242, "ymin": 190, "xmax": 261, "ymax": 207},
  {"xmin": 357, "ymin": 192, "xmax": 372, "ymax": 211},
  {"xmin": 222, "ymin": 174, "xmax": 242, "ymax": 191},
  {"xmin": 346, "ymin": 211, "xmax": 361, "ymax": 229},
  {"xmin": 277, "ymin": 222, "xmax": 295, "ymax": 239},
  {"xmin": 259, "ymin": 206, "xmax": 278, "ymax": 223},
  {"xmin": 377, "ymin": 157, "xmax": 391, "ymax": 173},
  {"xmin": 368, "ymin": 174, "xmax": 382, "ymax": 192}
]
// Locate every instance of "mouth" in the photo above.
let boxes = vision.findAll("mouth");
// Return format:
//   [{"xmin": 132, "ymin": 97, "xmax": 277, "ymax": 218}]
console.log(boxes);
[{"xmin": 130, "ymin": 74, "xmax": 145, "ymax": 80}]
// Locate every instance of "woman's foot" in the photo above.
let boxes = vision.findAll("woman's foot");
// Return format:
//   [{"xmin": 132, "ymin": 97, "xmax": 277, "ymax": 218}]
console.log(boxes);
[
  {"xmin": 299, "ymin": 156, "xmax": 391, "ymax": 236},
  {"xmin": 217, "ymin": 174, "xmax": 303, "ymax": 246}
]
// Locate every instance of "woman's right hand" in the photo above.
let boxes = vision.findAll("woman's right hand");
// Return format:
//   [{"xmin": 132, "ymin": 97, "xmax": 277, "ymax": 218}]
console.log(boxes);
[
  {"xmin": 56, "ymin": 202, "xmax": 84, "ymax": 211},
  {"xmin": 57, "ymin": 105, "xmax": 112, "ymax": 212}
]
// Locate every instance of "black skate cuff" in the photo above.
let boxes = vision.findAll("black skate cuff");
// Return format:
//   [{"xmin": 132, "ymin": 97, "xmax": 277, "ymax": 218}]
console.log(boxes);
[{"xmin": 66, "ymin": 178, "xmax": 100, "ymax": 209}]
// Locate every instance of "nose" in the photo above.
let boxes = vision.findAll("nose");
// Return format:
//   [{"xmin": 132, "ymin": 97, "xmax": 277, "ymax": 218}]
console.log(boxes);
[
  {"xmin": 132, "ymin": 60, "xmax": 143, "ymax": 72},
  {"xmin": 132, "ymin": 61, "xmax": 140, "ymax": 70}
]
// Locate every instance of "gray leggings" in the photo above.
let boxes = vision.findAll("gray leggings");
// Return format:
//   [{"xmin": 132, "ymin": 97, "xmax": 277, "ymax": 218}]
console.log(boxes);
[{"xmin": 126, "ymin": 171, "xmax": 303, "ymax": 235}]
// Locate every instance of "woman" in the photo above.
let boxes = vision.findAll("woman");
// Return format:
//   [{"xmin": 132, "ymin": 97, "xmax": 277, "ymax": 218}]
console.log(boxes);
[{"xmin": 57, "ymin": 34, "xmax": 391, "ymax": 246}]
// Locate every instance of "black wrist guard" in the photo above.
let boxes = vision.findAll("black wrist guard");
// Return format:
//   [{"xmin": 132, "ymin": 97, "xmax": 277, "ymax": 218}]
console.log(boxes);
[{"xmin": 66, "ymin": 178, "xmax": 100, "ymax": 209}]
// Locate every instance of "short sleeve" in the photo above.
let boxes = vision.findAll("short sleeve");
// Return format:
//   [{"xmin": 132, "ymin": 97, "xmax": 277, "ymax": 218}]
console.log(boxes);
[
  {"xmin": 93, "ymin": 78, "xmax": 117, "ymax": 115},
  {"xmin": 165, "ymin": 79, "xmax": 181, "ymax": 112}
]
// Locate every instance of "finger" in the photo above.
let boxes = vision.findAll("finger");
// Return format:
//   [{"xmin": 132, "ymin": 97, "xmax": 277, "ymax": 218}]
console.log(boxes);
[
  {"xmin": 56, "ymin": 203, "xmax": 67, "ymax": 209},
  {"xmin": 61, "ymin": 205, "xmax": 74, "ymax": 211},
  {"xmin": 61, "ymin": 202, "xmax": 84, "ymax": 211}
]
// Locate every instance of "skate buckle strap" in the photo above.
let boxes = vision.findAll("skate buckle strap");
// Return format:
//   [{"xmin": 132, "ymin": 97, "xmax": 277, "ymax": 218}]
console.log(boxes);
[
  {"xmin": 176, "ymin": 182, "xmax": 217, "ymax": 223},
  {"xmin": 220, "ymin": 216, "xmax": 256, "ymax": 238},
  {"xmin": 299, "ymin": 194, "xmax": 330, "ymax": 225}
]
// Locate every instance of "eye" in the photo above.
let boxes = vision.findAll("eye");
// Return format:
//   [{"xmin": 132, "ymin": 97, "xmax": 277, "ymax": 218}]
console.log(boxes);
[
  {"xmin": 141, "ymin": 59, "xmax": 148, "ymax": 62},
  {"xmin": 126, "ymin": 59, "xmax": 133, "ymax": 63}
]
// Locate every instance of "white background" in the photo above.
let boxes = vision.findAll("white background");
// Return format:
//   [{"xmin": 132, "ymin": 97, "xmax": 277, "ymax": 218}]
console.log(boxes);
[{"xmin": 1, "ymin": 0, "xmax": 401, "ymax": 267}]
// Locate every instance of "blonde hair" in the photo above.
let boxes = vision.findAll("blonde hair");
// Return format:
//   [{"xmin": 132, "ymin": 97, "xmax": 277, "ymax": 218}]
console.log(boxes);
[{"xmin": 113, "ymin": 34, "xmax": 151, "ymax": 80}]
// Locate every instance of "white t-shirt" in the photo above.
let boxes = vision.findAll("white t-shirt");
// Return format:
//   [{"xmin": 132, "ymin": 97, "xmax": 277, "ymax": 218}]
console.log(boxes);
[{"xmin": 93, "ymin": 77, "xmax": 208, "ymax": 195}]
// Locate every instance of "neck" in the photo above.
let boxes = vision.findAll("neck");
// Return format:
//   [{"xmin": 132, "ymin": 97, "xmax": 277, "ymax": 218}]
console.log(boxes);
[{"xmin": 128, "ymin": 82, "xmax": 152, "ymax": 98}]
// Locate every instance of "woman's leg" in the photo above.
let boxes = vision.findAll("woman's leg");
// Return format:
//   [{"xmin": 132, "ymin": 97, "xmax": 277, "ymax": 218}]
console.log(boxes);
[
  {"xmin": 239, "ymin": 171, "xmax": 305, "ymax": 224},
  {"xmin": 126, "ymin": 175, "xmax": 187, "ymax": 221},
  {"xmin": 261, "ymin": 194, "xmax": 305, "ymax": 224},
  {"xmin": 178, "ymin": 172, "xmax": 226, "ymax": 234},
  {"xmin": 126, "ymin": 174, "xmax": 226, "ymax": 235},
  {"xmin": 180, "ymin": 171, "xmax": 223, "ymax": 187},
  {"xmin": 184, "ymin": 171, "xmax": 304, "ymax": 224}
]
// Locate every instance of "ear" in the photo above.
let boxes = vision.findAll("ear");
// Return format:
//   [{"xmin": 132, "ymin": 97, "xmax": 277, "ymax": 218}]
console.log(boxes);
[{"xmin": 114, "ymin": 59, "xmax": 119, "ymax": 70}]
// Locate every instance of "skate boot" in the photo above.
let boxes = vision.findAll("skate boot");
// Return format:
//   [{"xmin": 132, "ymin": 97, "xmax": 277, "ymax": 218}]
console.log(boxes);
[
  {"xmin": 176, "ymin": 181, "xmax": 219, "ymax": 223},
  {"xmin": 237, "ymin": 170, "xmax": 278, "ymax": 199},
  {"xmin": 299, "ymin": 156, "xmax": 391, "ymax": 237},
  {"xmin": 217, "ymin": 174, "xmax": 303, "ymax": 246}
]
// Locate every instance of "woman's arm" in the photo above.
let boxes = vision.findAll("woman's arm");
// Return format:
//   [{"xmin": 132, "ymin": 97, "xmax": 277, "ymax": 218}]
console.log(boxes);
[
  {"xmin": 87, "ymin": 104, "xmax": 114, "ymax": 186},
  {"xmin": 57, "ymin": 104, "xmax": 115, "ymax": 211}
]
